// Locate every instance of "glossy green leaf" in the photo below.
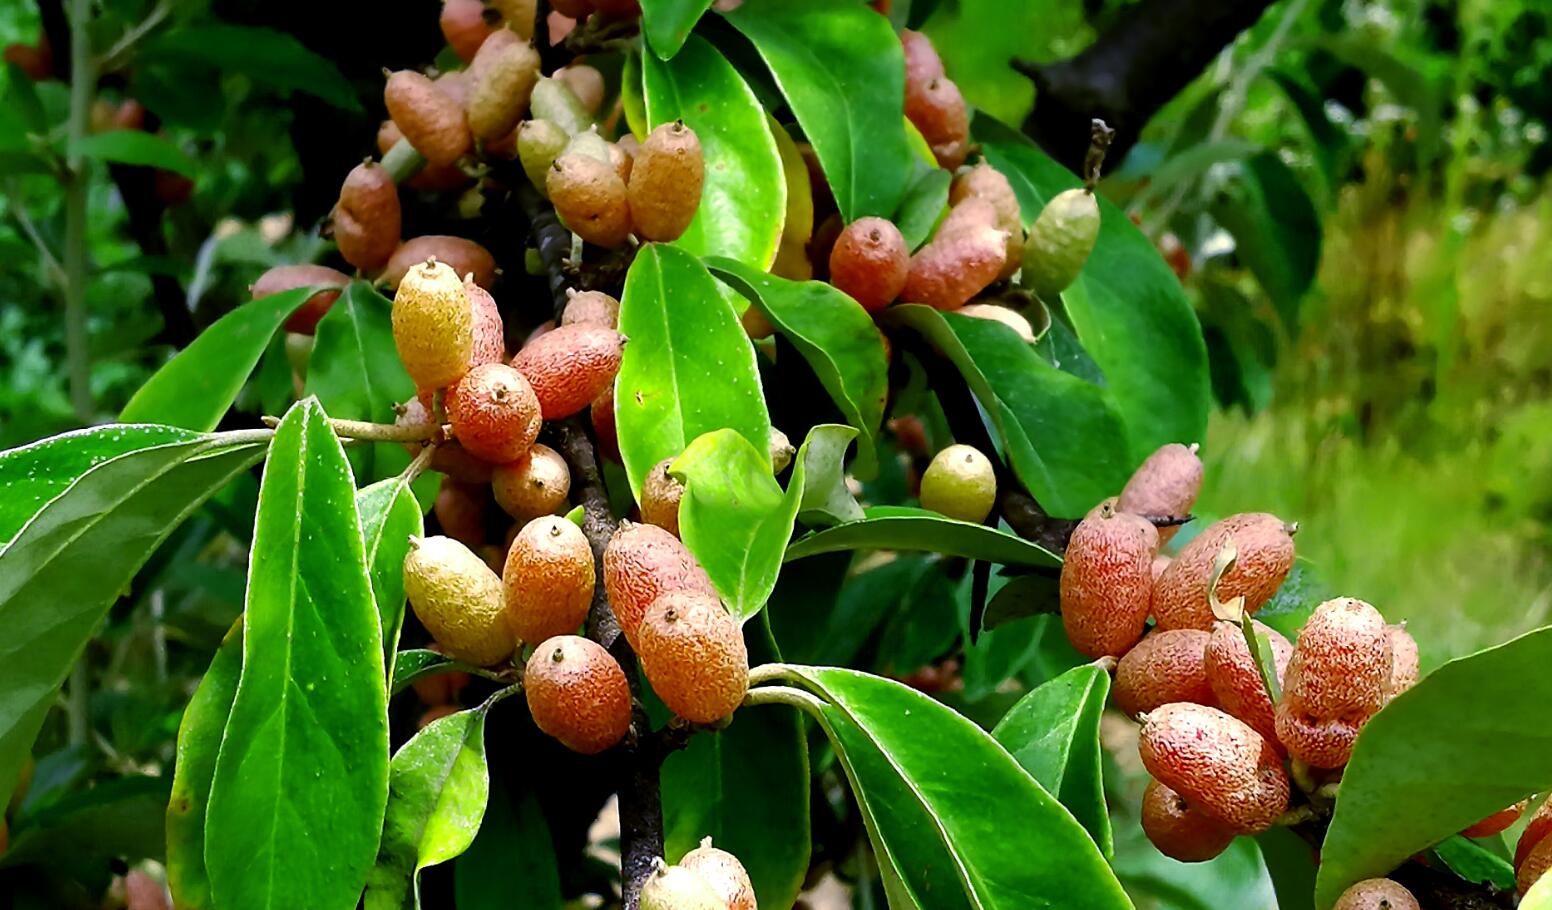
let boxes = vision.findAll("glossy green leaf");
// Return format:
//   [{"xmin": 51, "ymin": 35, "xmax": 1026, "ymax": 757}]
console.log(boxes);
[
  {"xmin": 0, "ymin": 430, "xmax": 269, "ymax": 823},
  {"xmin": 992, "ymin": 665, "xmax": 1112, "ymax": 856},
  {"xmin": 976, "ymin": 116, "xmax": 1211, "ymax": 463},
  {"xmin": 0, "ymin": 423, "xmax": 198, "ymax": 546},
  {"xmin": 307, "ymin": 282, "xmax": 418, "ymax": 480},
  {"xmin": 796, "ymin": 424, "xmax": 864, "ymax": 527},
  {"xmin": 981, "ymin": 571, "xmax": 1060, "ymax": 630},
  {"xmin": 1315, "ymin": 625, "xmax": 1552, "ymax": 907},
  {"xmin": 641, "ymin": 35, "xmax": 785, "ymax": 267},
  {"xmin": 366, "ymin": 692, "xmax": 505, "ymax": 910},
  {"xmin": 455, "ymin": 779, "xmax": 561, "ymax": 910},
  {"xmin": 206, "ymin": 400, "xmax": 388, "ymax": 910},
  {"xmin": 1208, "ymin": 151, "xmax": 1322, "ymax": 333},
  {"xmin": 1430, "ymin": 835, "xmax": 1515, "ymax": 890},
  {"xmin": 390, "ymin": 649, "xmax": 482, "ymax": 697},
  {"xmin": 73, "ymin": 129, "xmax": 197, "ymax": 176},
  {"xmin": 253, "ymin": 331, "xmax": 297, "ymax": 417},
  {"xmin": 920, "ymin": 0, "xmax": 1060, "ymax": 125},
  {"xmin": 707, "ymin": 257, "xmax": 887, "ymax": 478},
  {"xmin": 643, "ymin": 0, "xmax": 714, "ymax": 58},
  {"xmin": 779, "ymin": 665, "xmax": 1133, "ymax": 909},
  {"xmin": 616, "ymin": 244, "xmax": 770, "ymax": 501},
  {"xmin": 885, "ymin": 304, "xmax": 1132, "ymax": 516},
  {"xmin": 874, "ymin": 559, "xmax": 960, "ymax": 675},
  {"xmin": 722, "ymin": 0, "xmax": 914, "ymax": 221},
  {"xmin": 1257, "ymin": 827, "xmax": 1318, "ymax": 910},
  {"xmin": 785, "ymin": 506, "xmax": 1059, "ymax": 568},
  {"xmin": 1113, "ymin": 822, "xmax": 1273, "ymax": 910},
  {"xmin": 1255, "ymin": 558, "xmax": 1329, "ymax": 640},
  {"xmin": 120, "ymin": 287, "xmax": 314, "ymax": 430},
  {"xmin": 166, "ymin": 623, "xmax": 243, "ymax": 910},
  {"xmin": 957, "ymin": 574, "xmax": 1044, "ymax": 698},
  {"xmin": 895, "ymin": 167, "xmax": 951, "ymax": 252},
  {"xmin": 359, "ymin": 476, "xmax": 425, "ymax": 681},
  {"xmin": 145, "ymin": 25, "xmax": 361, "ymax": 111}
]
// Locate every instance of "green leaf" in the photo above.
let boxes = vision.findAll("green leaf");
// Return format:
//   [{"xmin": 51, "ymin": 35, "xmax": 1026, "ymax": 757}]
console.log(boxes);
[
  {"xmin": 391, "ymin": 649, "xmax": 483, "ymax": 697},
  {"xmin": 121, "ymin": 287, "xmax": 314, "ymax": 430},
  {"xmin": 895, "ymin": 167, "xmax": 951, "ymax": 252},
  {"xmin": 359, "ymin": 477, "xmax": 425, "ymax": 681},
  {"xmin": 706, "ymin": 257, "xmax": 888, "ymax": 478},
  {"xmin": 0, "ymin": 430, "xmax": 268, "ymax": 822},
  {"xmin": 205, "ymin": 400, "xmax": 388, "ymax": 910},
  {"xmin": 642, "ymin": 0, "xmax": 714, "ymax": 58},
  {"xmin": 641, "ymin": 35, "xmax": 785, "ymax": 267},
  {"xmin": 144, "ymin": 25, "xmax": 361, "ymax": 111},
  {"xmin": 722, "ymin": 0, "xmax": 915, "ymax": 221},
  {"xmin": 455, "ymin": 779, "xmax": 561, "ymax": 910},
  {"xmin": 1113, "ymin": 823, "xmax": 1273, "ymax": 910},
  {"xmin": 976, "ymin": 115, "xmax": 1212, "ymax": 463},
  {"xmin": 1208, "ymin": 151, "xmax": 1322, "ymax": 333},
  {"xmin": 366, "ymin": 693, "xmax": 504, "ymax": 910},
  {"xmin": 616, "ymin": 244, "xmax": 771, "ymax": 501},
  {"xmin": 778, "ymin": 666, "xmax": 1134, "ymax": 909},
  {"xmin": 72, "ymin": 130, "xmax": 197, "ymax": 177},
  {"xmin": 1314, "ymin": 625, "xmax": 1552, "ymax": 907},
  {"xmin": 1254, "ymin": 558, "xmax": 1329, "ymax": 640},
  {"xmin": 1265, "ymin": 69, "xmax": 1346, "ymax": 197},
  {"xmin": 981, "ymin": 571, "xmax": 1060, "ymax": 630},
  {"xmin": 166, "ymin": 623, "xmax": 243, "ymax": 910},
  {"xmin": 0, "ymin": 423, "xmax": 198, "ymax": 546},
  {"xmin": 796, "ymin": 424, "xmax": 865, "ymax": 527},
  {"xmin": 992, "ymin": 665, "xmax": 1112, "ymax": 856},
  {"xmin": 1314, "ymin": 35, "xmax": 1445, "ymax": 168},
  {"xmin": 884, "ymin": 304, "xmax": 1132, "ymax": 516},
  {"xmin": 919, "ymin": 0, "xmax": 1055, "ymax": 125},
  {"xmin": 785, "ymin": 506, "xmax": 1060, "ymax": 568},
  {"xmin": 1430, "ymin": 835, "xmax": 1515, "ymax": 890},
  {"xmin": 307, "ymin": 282, "xmax": 418, "ymax": 480},
  {"xmin": 0, "ymin": 776, "xmax": 171, "ymax": 873},
  {"xmin": 1257, "ymin": 827, "xmax": 1318, "ymax": 910},
  {"xmin": 1138, "ymin": 139, "xmax": 1261, "ymax": 202}
]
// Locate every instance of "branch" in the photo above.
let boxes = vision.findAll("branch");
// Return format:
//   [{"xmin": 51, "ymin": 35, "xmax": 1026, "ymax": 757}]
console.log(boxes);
[{"xmin": 1015, "ymin": 0, "xmax": 1278, "ymax": 171}]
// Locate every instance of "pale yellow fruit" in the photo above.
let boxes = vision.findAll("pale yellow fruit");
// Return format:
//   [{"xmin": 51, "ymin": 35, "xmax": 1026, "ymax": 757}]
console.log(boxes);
[
  {"xmin": 403, "ymin": 535, "xmax": 515, "ymax": 667},
  {"xmin": 392, "ymin": 259, "xmax": 475, "ymax": 390}
]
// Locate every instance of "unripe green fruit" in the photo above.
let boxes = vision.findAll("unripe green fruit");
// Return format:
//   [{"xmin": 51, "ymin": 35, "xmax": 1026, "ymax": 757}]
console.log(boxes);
[
  {"xmin": 603, "ymin": 521, "xmax": 717, "ymax": 647},
  {"xmin": 1023, "ymin": 187, "xmax": 1099, "ymax": 299},
  {"xmin": 530, "ymin": 76, "xmax": 593, "ymax": 136},
  {"xmin": 1462, "ymin": 799, "xmax": 1526, "ymax": 838},
  {"xmin": 384, "ymin": 70, "xmax": 472, "ymax": 167},
  {"xmin": 1138, "ymin": 702, "xmax": 1289, "ymax": 835},
  {"xmin": 383, "ymin": 235, "xmax": 497, "ymax": 291},
  {"xmin": 523, "ymin": 635, "xmax": 630, "ymax": 754},
  {"xmin": 828, "ymin": 217, "xmax": 909, "ymax": 312},
  {"xmin": 1204, "ymin": 619, "xmax": 1292, "ymax": 750},
  {"xmin": 253, "ymin": 264, "xmax": 350, "ymax": 335},
  {"xmin": 492, "ymin": 443, "xmax": 571, "ymax": 520},
  {"xmin": 1113, "ymin": 629, "xmax": 1214, "ymax": 717},
  {"xmin": 1275, "ymin": 597, "xmax": 1391, "ymax": 769},
  {"xmin": 900, "ymin": 223, "xmax": 1007, "ymax": 310},
  {"xmin": 628, "ymin": 121, "xmax": 705, "ymax": 242},
  {"xmin": 639, "ymin": 862, "xmax": 725, "ymax": 910},
  {"xmin": 434, "ymin": 477, "xmax": 488, "ymax": 547},
  {"xmin": 467, "ymin": 32, "xmax": 539, "ymax": 140},
  {"xmin": 1386, "ymin": 623, "xmax": 1419, "ymax": 699},
  {"xmin": 447, "ymin": 363, "xmax": 541, "ymax": 464},
  {"xmin": 518, "ymin": 119, "xmax": 570, "ymax": 196},
  {"xmin": 548, "ymin": 152, "xmax": 632, "ymax": 248},
  {"xmin": 503, "ymin": 515, "xmax": 594, "ymax": 645},
  {"xmin": 562, "ymin": 128, "xmax": 613, "ymax": 164},
  {"xmin": 679, "ymin": 838, "xmax": 756, "ymax": 910},
  {"xmin": 557, "ymin": 64, "xmax": 605, "ymax": 115},
  {"xmin": 638, "ymin": 590, "xmax": 748, "ymax": 724},
  {"xmin": 393, "ymin": 258, "xmax": 475, "ymax": 390},
  {"xmin": 1118, "ymin": 442, "xmax": 1203, "ymax": 545},
  {"xmin": 1332, "ymin": 878, "xmax": 1420, "ymax": 910},
  {"xmin": 919, "ymin": 444, "xmax": 997, "ymax": 523},
  {"xmin": 1140, "ymin": 779, "xmax": 1234, "ymax": 863},
  {"xmin": 511, "ymin": 323, "xmax": 626, "ymax": 419},
  {"xmin": 333, "ymin": 161, "xmax": 401, "ymax": 272},
  {"xmin": 403, "ymin": 535, "xmax": 514, "ymax": 667},
  {"xmin": 1059, "ymin": 499, "xmax": 1157, "ymax": 658},
  {"xmin": 1152, "ymin": 513, "xmax": 1296, "ymax": 631},
  {"xmin": 641, "ymin": 458, "xmax": 685, "ymax": 537}
]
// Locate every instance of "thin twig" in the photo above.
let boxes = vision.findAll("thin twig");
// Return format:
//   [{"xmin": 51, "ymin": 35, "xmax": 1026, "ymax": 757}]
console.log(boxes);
[
  {"xmin": 4, "ymin": 183, "xmax": 66, "ymax": 286},
  {"xmin": 260, "ymin": 415, "xmax": 442, "ymax": 443},
  {"xmin": 97, "ymin": 0, "xmax": 170, "ymax": 73},
  {"xmin": 61, "ymin": 0, "xmax": 94, "ymax": 422}
]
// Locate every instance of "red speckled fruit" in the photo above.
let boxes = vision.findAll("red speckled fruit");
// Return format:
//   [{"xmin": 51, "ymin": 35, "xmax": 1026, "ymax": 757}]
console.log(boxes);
[
  {"xmin": 1204, "ymin": 619, "xmax": 1293, "ymax": 750},
  {"xmin": 1518, "ymin": 801, "xmax": 1552, "ymax": 877},
  {"xmin": 384, "ymin": 70, "xmax": 472, "ymax": 167},
  {"xmin": 1059, "ymin": 499, "xmax": 1158, "ymax": 658},
  {"xmin": 640, "ymin": 458, "xmax": 685, "ymax": 537},
  {"xmin": 463, "ymin": 278, "xmax": 507, "ymax": 368},
  {"xmin": 252, "ymin": 264, "xmax": 351, "ymax": 335},
  {"xmin": 1386, "ymin": 624, "xmax": 1419, "ymax": 699},
  {"xmin": 1117, "ymin": 442, "xmax": 1204, "ymax": 544},
  {"xmin": 899, "ymin": 223, "xmax": 1007, "ymax": 311},
  {"xmin": 1140, "ymin": 779, "xmax": 1234, "ymax": 863},
  {"xmin": 1275, "ymin": 598, "xmax": 1392, "ymax": 769},
  {"xmin": 503, "ymin": 515, "xmax": 594, "ymax": 645},
  {"xmin": 828, "ymin": 217, "xmax": 909, "ymax": 312},
  {"xmin": 637, "ymin": 590, "xmax": 748, "ymax": 724},
  {"xmin": 603, "ymin": 521, "xmax": 717, "ymax": 647},
  {"xmin": 491, "ymin": 443, "xmax": 570, "ymax": 520},
  {"xmin": 1462, "ymin": 800, "xmax": 1526, "ymax": 838},
  {"xmin": 1332, "ymin": 879, "xmax": 1420, "ymax": 910},
  {"xmin": 333, "ymin": 161, "xmax": 401, "ymax": 272},
  {"xmin": 900, "ymin": 30, "xmax": 944, "ymax": 87},
  {"xmin": 511, "ymin": 323, "xmax": 626, "ymax": 419},
  {"xmin": 905, "ymin": 77, "xmax": 968, "ymax": 169},
  {"xmin": 1139, "ymin": 702, "xmax": 1289, "ymax": 835},
  {"xmin": 1113, "ymin": 629, "xmax": 1215, "ymax": 717},
  {"xmin": 1152, "ymin": 513, "xmax": 1297, "ymax": 631},
  {"xmin": 523, "ymin": 635, "xmax": 631, "ymax": 754},
  {"xmin": 447, "ymin": 363, "xmax": 542, "ymax": 464},
  {"xmin": 948, "ymin": 163, "xmax": 1024, "ymax": 280},
  {"xmin": 395, "ymin": 397, "xmax": 495, "ymax": 484}
]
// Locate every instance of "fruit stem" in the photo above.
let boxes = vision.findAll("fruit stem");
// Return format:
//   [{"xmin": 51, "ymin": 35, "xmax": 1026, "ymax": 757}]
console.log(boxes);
[
  {"xmin": 1081, "ymin": 118, "xmax": 1115, "ymax": 192},
  {"xmin": 399, "ymin": 441, "xmax": 437, "ymax": 483},
  {"xmin": 380, "ymin": 137, "xmax": 428, "ymax": 185},
  {"xmin": 742, "ymin": 685, "xmax": 828, "ymax": 719},
  {"xmin": 260, "ymin": 415, "xmax": 442, "ymax": 443}
]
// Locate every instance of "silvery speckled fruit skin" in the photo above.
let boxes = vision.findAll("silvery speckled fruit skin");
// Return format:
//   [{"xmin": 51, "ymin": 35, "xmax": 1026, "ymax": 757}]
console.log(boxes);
[
  {"xmin": 1023, "ymin": 187, "xmax": 1099, "ymax": 299},
  {"xmin": 1139, "ymin": 702, "xmax": 1290, "ymax": 836},
  {"xmin": 546, "ymin": 153, "xmax": 632, "ymax": 248},
  {"xmin": 503, "ymin": 516, "xmax": 594, "ymax": 646},
  {"xmin": 1059, "ymin": 499, "xmax": 1157, "ymax": 658},
  {"xmin": 678, "ymin": 841, "xmax": 756, "ymax": 910},
  {"xmin": 640, "ymin": 458, "xmax": 685, "ymax": 538},
  {"xmin": 491, "ymin": 443, "xmax": 570, "ymax": 520},
  {"xmin": 383, "ymin": 235, "xmax": 496, "ymax": 291},
  {"xmin": 333, "ymin": 162, "xmax": 401, "ymax": 273},
  {"xmin": 1204, "ymin": 619, "xmax": 1292, "ymax": 751},
  {"xmin": 899, "ymin": 223, "xmax": 1007, "ymax": 310},
  {"xmin": 1113, "ymin": 629, "xmax": 1215, "ymax": 717},
  {"xmin": 510, "ymin": 323, "xmax": 625, "ymax": 419},
  {"xmin": 636, "ymin": 590, "xmax": 747, "ymax": 725},
  {"xmin": 392, "ymin": 259, "xmax": 475, "ymax": 391},
  {"xmin": 467, "ymin": 32, "xmax": 539, "ymax": 140},
  {"xmin": 402, "ymin": 536, "xmax": 514, "ymax": 667},
  {"xmin": 603, "ymin": 522, "xmax": 717, "ymax": 647},
  {"xmin": 1118, "ymin": 442, "xmax": 1204, "ymax": 544},
  {"xmin": 1275, "ymin": 597, "xmax": 1392, "ymax": 769},
  {"xmin": 1332, "ymin": 878, "xmax": 1421, "ymax": 910},
  {"xmin": 523, "ymin": 635, "xmax": 631, "ymax": 754},
  {"xmin": 1151, "ymin": 512, "xmax": 1295, "ymax": 631}
]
